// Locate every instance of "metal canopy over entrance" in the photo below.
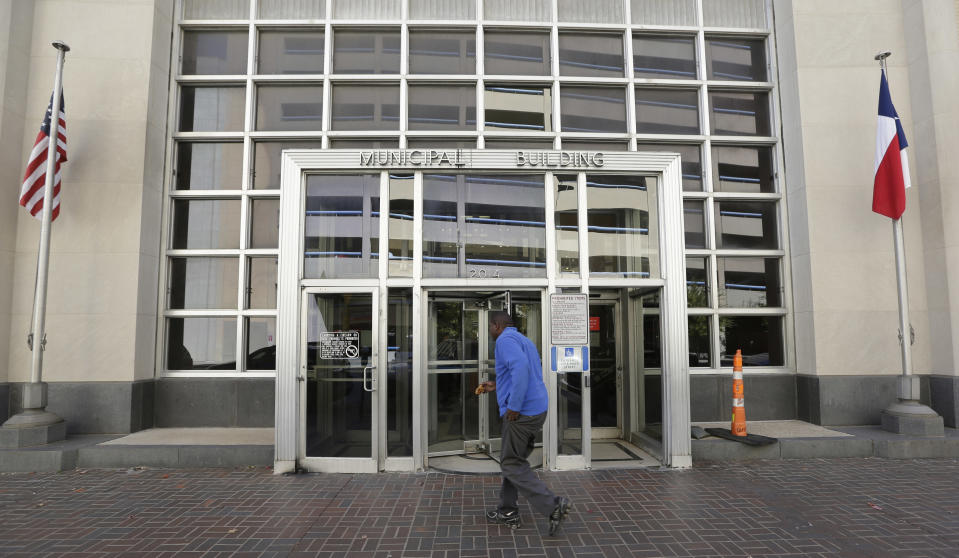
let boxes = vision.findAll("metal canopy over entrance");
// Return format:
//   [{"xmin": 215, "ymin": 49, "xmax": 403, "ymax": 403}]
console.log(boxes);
[{"xmin": 274, "ymin": 150, "xmax": 691, "ymax": 474}]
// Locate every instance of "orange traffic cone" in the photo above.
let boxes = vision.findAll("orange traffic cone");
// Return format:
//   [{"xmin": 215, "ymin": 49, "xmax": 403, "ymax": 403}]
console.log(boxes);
[{"xmin": 731, "ymin": 349, "xmax": 746, "ymax": 436}]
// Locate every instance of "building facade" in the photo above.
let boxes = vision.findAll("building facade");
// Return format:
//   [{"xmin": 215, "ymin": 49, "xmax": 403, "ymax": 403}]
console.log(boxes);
[{"xmin": 0, "ymin": 0, "xmax": 957, "ymax": 471}]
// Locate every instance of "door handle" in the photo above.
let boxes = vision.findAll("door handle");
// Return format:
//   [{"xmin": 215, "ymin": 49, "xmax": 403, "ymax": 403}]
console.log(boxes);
[{"xmin": 363, "ymin": 365, "xmax": 376, "ymax": 392}]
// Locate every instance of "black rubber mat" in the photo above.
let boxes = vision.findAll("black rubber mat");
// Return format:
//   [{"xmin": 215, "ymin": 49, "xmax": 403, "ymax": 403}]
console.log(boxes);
[{"xmin": 704, "ymin": 427, "xmax": 777, "ymax": 446}]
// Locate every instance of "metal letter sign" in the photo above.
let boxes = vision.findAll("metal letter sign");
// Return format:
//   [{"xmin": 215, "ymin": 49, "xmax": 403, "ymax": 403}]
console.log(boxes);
[
  {"xmin": 550, "ymin": 294, "xmax": 589, "ymax": 346},
  {"xmin": 319, "ymin": 331, "xmax": 360, "ymax": 359}
]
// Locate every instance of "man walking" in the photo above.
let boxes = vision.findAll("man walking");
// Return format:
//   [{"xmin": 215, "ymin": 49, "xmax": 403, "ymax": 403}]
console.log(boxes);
[{"xmin": 477, "ymin": 311, "xmax": 572, "ymax": 535}]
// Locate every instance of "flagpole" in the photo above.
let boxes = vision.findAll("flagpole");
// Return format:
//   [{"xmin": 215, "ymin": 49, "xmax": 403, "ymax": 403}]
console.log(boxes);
[
  {"xmin": 875, "ymin": 51, "xmax": 943, "ymax": 435},
  {"xmin": 2, "ymin": 41, "xmax": 70, "ymax": 432}
]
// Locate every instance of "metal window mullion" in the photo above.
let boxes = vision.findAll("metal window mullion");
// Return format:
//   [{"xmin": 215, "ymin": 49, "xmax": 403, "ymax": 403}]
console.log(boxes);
[
  {"xmin": 476, "ymin": 22, "xmax": 485, "ymax": 146},
  {"xmin": 412, "ymin": 170, "xmax": 424, "ymax": 470},
  {"xmin": 623, "ymin": 22, "xmax": 637, "ymax": 150},
  {"xmin": 378, "ymin": 170, "xmax": 389, "ymax": 466},
  {"xmin": 550, "ymin": 12, "xmax": 561, "ymax": 148},
  {"xmin": 322, "ymin": 12, "xmax": 333, "ymax": 147},
  {"xmin": 400, "ymin": 2, "xmax": 409, "ymax": 148},
  {"xmin": 545, "ymin": 171, "xmax": 557, "ymax": 283}
]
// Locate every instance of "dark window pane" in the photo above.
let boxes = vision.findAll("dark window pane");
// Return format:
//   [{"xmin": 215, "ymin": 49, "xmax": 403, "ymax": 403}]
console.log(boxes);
[
  {"xmin": 388, "ymin": 173, "xmax": 414, "ymax": 277},
  {"xmin": 688, "ymin": 315, "xmax": 711, "ymax": 367},
  {"xmin": 256, "ymin": 85, "xmax": 323, "ymax": 131},
  {"xmin": 686, "ymin": 257, "xmax": 708, "ymax": 307},
  {"xmin": 250, "ymin": 198, "xmax": 280, "ymax": 248},
  {"xmin": 332, "ymin": 84, "xmax": 400, "ymax": 130},
  {"xmin": 258, "ymin": 30, "xmax": 324, "ymax": 74},
  {"xmin": 484, "ymin": 85, "xmax": 551, "ymax": 131},
  {"xmin": 632, "ymin": 34, "xmax": 696, "ymax": 79},
  {"xmin": 387, "ymin": 288, "xmax": 413, "ymax": 456},
  {"xmin": 484, "ymin": 138, "xmax": 552, "ymax": 149},
  {"xmin": 587, "ymin": 175, "xmax": 658, "ymax": 278},
  {"xmin": 558, "ymin": 32, "xmax": 624, "ymax": 77},
  {"xmin": 712, "ymin": 145, "xmax": 774, "ymax": 193},
  {"xmin": 171, "ymin": 199, "xmax": 241, "ymax": 249},
  {"xmin": 407, "ymin": 139, "xmax": 477, "ymax": 148},
  {"xmin": 333, "ymin": 29, "xmax": 400, "ymax": 74},
  {"xmin": 718, "ymin": 257, "xmax": 781, "ymax": 308},
  {"xmin": 409, "ymin": 30, "xmax": 476, "ymax": 74},
  {"xmin": 484, "ymin": 31, "xmax": 550, "ymax": 75},
  {"xmin": 259, "ymin": 0, "xmax": 325, "ymax": 19},
  {"xmin": 560, "ymin": 86, "xmax": 627, "ymax": 133},
  {"xmin": 246, "ymin": 317, "xmax": 276, "ymax": 370},
  {"xmin": 253, "ymin": 141, "xmax": 324, "ymax": 189},
  {"xmin": 635, "ymin": 88, "xmax": 699, "ymax": 134},
  {"xmin": 329, "ymin": 139, "xmax": 400, "ymax": 148},
  {"xmin": 683, "ymin": 200, "xmax": 705, "ymax": 249},
  {"xmin": 166, "ymin": 317, "xmax": 237, "ymax": 371},
  {"xmin": 706, "ymin": 37, "xmax": 766, "ymax": 81},
  {"xmin": 636, "ymin": 143, "xmax": 702, "ymax": 191},
  {"xmin": 552, "ymin": 174, "xmax": 579, "ymax": 274},
  {"xmin": 247, "ymin": 257, "xmax": 277, "ymax": 309},
  {"xmin": 714, "ymin": 201, "xmax": 778, "ymax": 249},
  {"xmin": 720, "ymin": 316, "xmax": 784, "ymax": 367},
  {"xmin": 179, "ymin": 86, "xmax": 246, "ymax": 132},
  {"xmin": 709, "ymin": 91, "xmax": 770, "ymax": 136},
  {"xmin": 168, "ymin": 257, "xmax": 238, "ymax": 309},
  {"xmin": 181, "ymin": 30, "xmax": 249, "ymax": 75},
  {"xmin": 175, "ymin": 142, "xmax": 244, "ymax": 190},
  {"xmin": 408, "ymin": 85, "xmax": 477, "ymax": 131},
  {"xmin": 182, "ymin": 0, "xmax": 249, "ymax": 19},
  {"xmin": 562, "ymin": 141, "xmax": 628, "ymax": 151},
  {"xmin": 304, "ymin": 174, "xmax": 380, "ymax": 278}
]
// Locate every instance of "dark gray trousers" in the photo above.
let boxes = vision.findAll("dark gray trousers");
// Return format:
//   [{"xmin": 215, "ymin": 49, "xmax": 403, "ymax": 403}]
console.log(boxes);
[{"xmin": 498, "ymin": 411, "xmax": 557, "ymax": 517}]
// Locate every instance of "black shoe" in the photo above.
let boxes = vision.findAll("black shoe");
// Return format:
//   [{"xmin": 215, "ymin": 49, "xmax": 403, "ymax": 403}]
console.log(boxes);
[
  {"xmin": 486, "ymin": 508, "xmax": 520, "ymax": 529},
  {"xmin": 548, "ymin": 497, "xmax": 572, "ymax": 536}
]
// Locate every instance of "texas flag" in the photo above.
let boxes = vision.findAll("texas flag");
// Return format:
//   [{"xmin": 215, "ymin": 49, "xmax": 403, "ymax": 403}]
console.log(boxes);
[{"xmin": 872, "ymin": 69, "xmax": 911, "ymax": 219}]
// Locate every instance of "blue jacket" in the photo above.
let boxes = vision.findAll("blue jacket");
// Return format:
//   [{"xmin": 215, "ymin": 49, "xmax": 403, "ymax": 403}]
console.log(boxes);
[{"xmin": 494, "ymin": 327, "xmax": 549, "ymax": 417}]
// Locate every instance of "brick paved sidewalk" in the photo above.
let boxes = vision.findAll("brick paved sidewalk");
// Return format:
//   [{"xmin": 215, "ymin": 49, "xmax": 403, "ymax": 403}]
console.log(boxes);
[{"xmin": 0, "ymin": 458, "xmax": 957, "ymax": 557}]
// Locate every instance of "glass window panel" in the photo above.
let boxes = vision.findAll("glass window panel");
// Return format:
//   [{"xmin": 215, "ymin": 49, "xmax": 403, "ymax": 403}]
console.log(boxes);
[
  {"xmin": 423, "ymin": 174, "xmax": 546, "ymax": 278},
  {"xmin": 257, "ymin": 30, "xmax": 324, "ymax": 74},
  {"xmin": 333, "ymin": 0, "xmax": 400, "ymax": 19},
  {"xmin": 484, "ymin": 0, "xmax": 550, "ymax": 21},
  {"xmin": 304, "ymin": 174, "xmax": 380, "ymax": 278},
  {"xmin": 712, "ymin": 145, "xmax": 774, "ymax": 193},
  {"xmin": 407, "ymin": 139, "xmax": 477, "ymax": 148},
  {"xmin": 484, "ymin": 85, "xmax": 551, "ymax": 131},
  {"xmin": 332, "ymin": 29, "xmax": 400, "ymax": 74},
  {"xmin": 718, "ymin": 257, "xmax": 781, "ymax": 308},
  {"xmin": 709, "ymin": 91, "xmax": 770, "ymax": 136},
  {"xmin": 635, "ymin": 88, "xmax": 699, "ymax": 134},
  {"xmin": 703, "ymin": 0, "xmax": 767, "ymax": 29},
  {"xmin": 182, "ymin": 0, "xmax": 249, "ymax": 20},
  {"xmin": 258, "ymin": 0, "xmax": 325, "ymax": 19},
  {"xmin": 329, "ymin": 139, "xmax": 400, "ymax": 148},
  {"xmin": 484, "ymin": 31, "xmax": 550, "ymax": 75},
  {"xmin": 706, "ymin": 37, "xmax": 766, "ymax": 81},
  {"xmin": 559, "ymin": 0, "xmax": 623, "ymax": 23},
  {"xmin": 166, "ymin": 317, "xmax": 237, "ymax": 371},
  {"xmin": 168, "ymin": 257, "xmax": 238, "ymax": 309},
  {"xmin": 181, "ymin": 30, "xmax": 249, "ymax": 75},
  {"xmin": 636, "ymin": 143, "xmax": 702, "ymax": 191},
  {"xmin": 714, "ymin": 200, "xmax": 778, "ymax": 249},
  {"xmin": 687, "ymin": 315, "xmax": 711, "ymax": 367},
  {"xmin": 409, "ymin": 30, "xmax": 476, "ymax": 74},
  {"xmin": 686, "ymin": 257, "xmax": 708, "ymax": 307},
  {"xmin": 720, "ymin": 316, "xmax": 784, "ymax": 367},
  {"xmin": 331, "ymin": 84, "xmax": 400, "ymax": 130},
  {"xmin": 410, "ymin": 0, "xmax": 475, "ymax": 19},
  {"xmin": 246, "ymin": 317, "xmax": 276, "ymax": 370},
  {"xmin": 553, "ymin": 174, "xmax": 579, "ymax": 275},
  {"xmin": 560, "ymin": 86, "xmax": 627, "ymax": 133},
  {"xmin": 408, "ymin": 85, "xmax": 477, "ymax": 131},
  {"xmin": 632, "ymin": 34, "xmax": 696, "ymax": 79},
  {"xmin": 250, "ymin": 198, "xmax": 280, "ymax": 248},
  {"xmin": 683, "ymin": 200, "xmax": 706, "ymax": 249},
  {"xmin": 587, "ymin": 175, "xmax": 659, "ymax": 278},
  {"xmin": 253, "ymin": 141, "xmax": 323, "ymax": 189},
  {"xmin": 558, "ymin": 33, "xmax": 623, "ymax": 77},
  {"xmin": 247, "ymin": 257, "xmax": 277, "ymax": 309},
  {"xmin": 178, "ymin": 86, "xmax": 245, "ymax": 132},
  {"xmin": 561, "ymin": 141, "xmax": 628, "ymax": 151},
  {"xmin": 388, "ymin": 173, "xmax": 414, "ymax": 277},
  {"xmin": 484, "ymin": 138, "xmax": 552, "ymax": 149},
  {"xmin": 387, "ymin": 288, "xmax": 413, "ymax": 456},
  {"xmin": 171, "ymin": 199, "xmax": 241, "ymax": 249},
  {"xmin": 255, "ymin": 85, "xmax": 323, "ymax": 131},
  {"xmin": 175, "ymin": 142, "xmax": 243, "ymax": 190},
  {"xmin": 631, "ymin": 0, "xmax": 696, "ymax": 26}
]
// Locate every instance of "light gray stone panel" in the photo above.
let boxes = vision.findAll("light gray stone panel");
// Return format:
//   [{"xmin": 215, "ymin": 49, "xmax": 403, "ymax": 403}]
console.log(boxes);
[
  {"xmin": 818, "ymin": 376, "xmax": 898, "ymax": 426},
  {"xmin": 155, "ymin": 379, "xmax": 237, "ymax": 427},
  {"xmin": 77, "ymin": 446, "xmax": 179, "ymax": 469},
  {"xmin": 689, "ymin": 376, "xmax": 722, "ymax": 422},
  {"xmin": 47, "ymin": 382, "xmax": 134, "ymax": 434},
  {"xmin": 236, "ymin": 380, "xmax": 275, "ymax": 427}
]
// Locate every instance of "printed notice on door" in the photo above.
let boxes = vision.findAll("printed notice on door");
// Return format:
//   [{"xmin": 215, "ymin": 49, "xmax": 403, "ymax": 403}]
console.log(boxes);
[
  {"xmin": 550, "ymin": 294, "xmax": 589, "ymax": 345},
  {"xmin": 319, "ymin": 331, "xmax": 360, "ymax": 359}
]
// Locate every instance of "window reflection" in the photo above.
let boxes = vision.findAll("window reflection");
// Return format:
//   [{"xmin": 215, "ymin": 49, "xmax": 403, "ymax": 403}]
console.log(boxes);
[
  {"xmin": 250, "ymin": 198, "xmax": 280, "ymax": 248},
  {"xmin": 258, "ymin": 30, "xmax": 324, "ymax": 74},
  {"xmin": 332, "ymin": 84, "xmax": 400, "ymax": 130},
  {"xmin": 686, "ymin": 257, "xmax": 708, "ymax": 307},
  {"xmin": 181, "ymin": 30, "xmax": 249, "ymax": 75},
  {"xmin": 484, "ymin": 85, "xmax": 551, "ymax": 131},
  {"xmin": 552, "ymin": 174, "xmax": 579, "ymax": 274},
  {"xmin": 713, "ymin": 145, "xmax": 774, "ymax": 193},
  {"xmin": 720, "ymin": 316, "xmax": 784, "ymax": 366},
  {"xmin": 388, "ymin": 174, "xmax": 414, "ymax": 277},
  {"xmin": 688, "ymin": 316, "xmax": 711, "ymax": 367},
  {"xmin": 168, "ymin": 257, "xmax": 239, "ymax": 309},
  {"xmin": 635, "ymin": 143, "xmax": 702, "ymax": 191},
  {"xmin": 706, "ymin": 37, "xmax": 766, "ymax": 81},
  {"xmin": 333, "ymin": 29, "xmax": 400, "ymax": 74},
  {"xmin": 683, "ymin": 200, "xmax": 705, "ymax": 249},
  {"xmin": 409, "ymin": 30, "xmax": 476, "ymax": 74},
  {"xmin": 247, "ymin": 257, "xmax": 277, "ymax": 309},
  {"xmin": 484, "ymin": 30, "xmax": 551, "ymax": 75},
  {"xmin": 246, "ymin": 317, "xmax": 276, "ymax": 370},
  {"xmin": 256, "ymin": 85, "xmax": 323, "ymax": 131},
  {"xmin": 167, "ymin": 317, "xmax": 237, "ymax": 370},
  {"xmin": 560, "ymin": 86, "xmax": 627, "ymax": 133},
  {"xmin": 172, "ymin": 199, "xmax": 241, "ymax": 249},
  {"xmin": 387, "ymin": 288, "xmax": 413, "ymax": 456},
  {"xmin": 714, "ymin": 201, "xmax": 778, "ymax": 249},
  {"xmin": 587, "ymin": 175, "xmax": 658, "ymax": 278},
  {"xmin": 175, "ymin": 142, "xmax": 244, "ymax": 190},
  {"xmin": 709, "ymin": 91, "xmax": 770, "ymax": 136},
  {"xmin": 558, "ymin": 32, "xmax": 624, "ymax": 77},
  {"xmin": 635, "ymin": 88, "xmax": 699, "ymax": 134},
  {"xmin": 632, "ymin": 34, "xmax": 696, "ymax": 79},
  {"xmin": 253, "ymin": 141, "xmax": 323, "ymax": 189},
  {"xmin": 408, "ymin": 85, "xmax": 477, "ymax": 130},
  {"xmin": 179, "ymin": 86, "xmax": 246, "ymax": 132},
  {"xmin": 304, "ymin": 174, "xmax": 380, "ymax": 278},
  {"xmin": 718, "ymin": 257, "xmax": 781, "ymax": 307}
]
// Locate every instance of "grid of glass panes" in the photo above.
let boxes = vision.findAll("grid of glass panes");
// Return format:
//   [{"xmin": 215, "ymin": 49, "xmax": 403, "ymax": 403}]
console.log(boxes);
[{"xmin": 165, "ymin": 0, "xmax": 786, "ymax": 373}]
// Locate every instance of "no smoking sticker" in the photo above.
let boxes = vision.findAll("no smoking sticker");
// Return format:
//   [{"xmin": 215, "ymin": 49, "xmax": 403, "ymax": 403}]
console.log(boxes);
[{"xmin": 319, "ymin": 331, "xmax": 360, "ymax": 359}]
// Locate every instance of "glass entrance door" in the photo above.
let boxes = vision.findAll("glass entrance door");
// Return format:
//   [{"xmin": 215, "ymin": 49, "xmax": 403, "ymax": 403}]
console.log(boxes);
[{"xmin": 300, "ymin": 288, "xmax": 379, "ymax": 472}]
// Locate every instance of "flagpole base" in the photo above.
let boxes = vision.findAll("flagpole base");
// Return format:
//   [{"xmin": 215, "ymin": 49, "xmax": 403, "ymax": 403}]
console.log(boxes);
[
  {"xmin": 880, "ymin": 400, "xmax": 944, "ymax": 436},
  {"xmin": 0, "ymin": 411, "xmax": 66, "ymax": 448}
]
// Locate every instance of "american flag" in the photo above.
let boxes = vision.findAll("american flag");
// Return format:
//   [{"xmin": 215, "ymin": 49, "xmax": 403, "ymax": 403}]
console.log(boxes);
[{"xmin": 20, "ymin": 92, "xmax": 67, "ymax": 221}]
